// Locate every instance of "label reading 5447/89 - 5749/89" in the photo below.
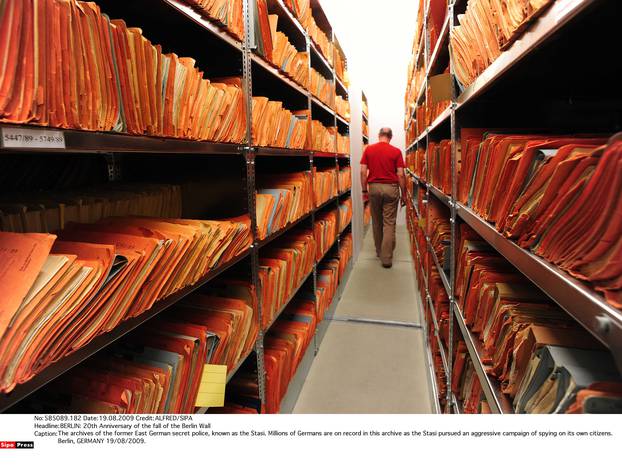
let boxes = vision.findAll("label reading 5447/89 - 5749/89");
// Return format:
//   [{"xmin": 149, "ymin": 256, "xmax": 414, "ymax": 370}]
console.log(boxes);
[{"xmin": 1, "ymin": 127, "xmax": 66, "ymax": 149}]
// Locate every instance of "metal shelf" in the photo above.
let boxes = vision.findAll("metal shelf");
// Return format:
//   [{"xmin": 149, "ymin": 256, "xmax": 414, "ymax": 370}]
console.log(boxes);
[
  {"xmin": 453, "ymin": 305, "xmax": 514, "ymax": 414},
  {"xmin": 336, "ymin": 114, "xmax": 350, "ymax": 126},
  {"xmin": 338, "ymin": 188, "xmax": 352, "ymax": 197},
  {"xmin": 309, "ymin": 41, "xmax": 333, "ymax": 77},
  {"xmin": 428, "ymin": 183, "xmax": 451, "ymax": 208},
  {"xmin": 311, "ymin": 95, "xmax": 337, "ymax": 117},
  {"xmin": 362, "ymin": 135, "xmax": 369, "ymax": 142},
  {"xmin": 164, "ymin": 0, "xmax": 243, "ymax": 51},
  {"xmin": 257, "ymin": 211, "xmax": 313, "ymax": 249},
  {"xmin": 452, "ymin": 395, "xmax": 463, "ymax": 414},
  {"xmin": 415, "ymin": 81, "xmax": 426, "ymax": 106},
  {"xmin": 317, "ymin": 237, "xmax": 339, "ymax": 264},
  {"xmin": 456, "ymin": 203, "xmax": 622, "ymax": 371},
  {"xmin": 251, "ymin": 52, "xmax": 309, "ymax": 98},
  {"xmin": 226, "ymin": 349, "xmax": 255, "ymax": 383},
  {"xmin": 407, "ymin": 106, "xmax": 452, "ymax": 149},
  {"xmin": 315, "ymin": 195, "xmax": 338, "ymax": 211},
  {"xmin": 269, "ymin": 0, "xmax": 307, "ymax": 39},
  {"xmin": 255, "ymin": 147, "xmax": 310, "ymax": 156},
  {"xmin": 263, "ymin": 268, "xmax": 314, "ymax": 333},
  {"xmin": 313, "ymin": 151, "xmax": 337, "ymax": 158},
  {"xmin": 0, "ymin": 125, "xmax": 245, "ymax": 155},
  {"xmin": 362, "ymin": 112, "xmax": 369, "ymax": 123},
  {"xmin": 426, "ymin": 236, "xmax": 451, "ymax": 299},
  {"xmin": 418, "ymin": 292, "xmax": 442, "ymax": 414},
  {"xmin": 335, "ymin": 76, "xmax": 349, "ymax": 96},
  {"xmin": 427, "ymin": 295, "xmax": 450, "ymax": 376},
  {"xmin": 0, "ymin": 248, "xmax": 252, "ymax": 413},
  {"xmin": 427, "ymin": 106, "xmax": 451, "ymax": 136},
  {"xmin": 456, "ymin": 0, "xmax": 596, "ymax": 109},
  {"xmin": 426, "ymin": 14, "xmax": 450, "ymax": 76}
]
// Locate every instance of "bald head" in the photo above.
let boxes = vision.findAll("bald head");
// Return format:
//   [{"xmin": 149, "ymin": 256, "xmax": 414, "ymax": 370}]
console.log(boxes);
[{"xmin": 378, "ymin": 127, "xmax": 393, "ymax": 142}]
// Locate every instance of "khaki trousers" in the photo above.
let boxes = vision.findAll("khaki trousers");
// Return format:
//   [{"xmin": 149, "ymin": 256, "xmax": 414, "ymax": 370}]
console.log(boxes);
[{"xmin": 369, "ymin": 183, "xmax": 399, "ymax": 265}]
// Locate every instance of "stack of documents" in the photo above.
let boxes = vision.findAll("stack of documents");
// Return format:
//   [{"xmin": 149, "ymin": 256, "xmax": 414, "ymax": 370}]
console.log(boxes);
[
  {"xmin": 337, "ymin": 133, "xmax": 350, "ymax": 155},
  {"xmin": 455, "ymin": 224, "xmax": 622, "ymax": 413},
  {"xmin": 451, "ymin": 0, "xmax": 555, "ymax": 87},
  {"xmin": 334, "ymin": 47, "xmax": 348, "ymax": 86},
  {"xmin": 1, "ymin": 184, "xmax": 182, "ymax": 233},
  {"xmin": 305, "ymin": 16, "xmax": 333, "ymax": 65},
  {"xmin": 457, "ymin": 131, "xmax": 622, "ymax": 307},
  {"xmin": 406, "ymin": 148, "xmax": 426, "ymax": 178},
  {"xmin": 428, "ymin": 0, "xmax": 448, "ymax": 56},
  {"xmin": 185, "ymin": 0, "xmax": 244, "ymax": 40},
  {"xmin": 427, "ymin": 319, "xmax": 448, "ymax": 405},
  {"xmin": 429, "ymin": 265, "xmax": 450, "ymax": 347},
  {"xmin": 0, "ymin": 0, "xmax": 246, "ymax": 142},
  {"xmin": 514, "ymin": 345, "xmax": 621, "ymax": 414},
  {"xmin": 338, "ymin": 232, "xmax": 353, "ymax": 282},
  {"xmin": 313, "ymin": 167, "xmax": 338, "ymax": 207},
  {"xmin": 428, "ymin": 140, "xmax": 452, "ymax": 195},
  {"xmin": 264, "ymin": 297, "xmax": 317, "ymax": 413},
  {"xmin": 405, "ymin": 0, "xmax": 426, "ymax": 120},
  {"xmin": 452, "ymin": 345, "xmax": 486, "ymax": 413},
  {"xmin": 269, "ymin": 16, "xmax": 309, "ymax": 88},
  {"xmin": 316, "ymin": 259, "xmax": 339, "ymax": 321},
  {"xmin": 310, "ymin": 121, "xmax": 337, "ymax": 153},
  {"xmin": 21, "ymin": 278, "xmax": 257, "ymax": 413},
  {"xmin": 258, "ymin": 230, "xmax": 316, "ymax": 328},
  {"xmin": 310, "ymin": 68, "xmax": 335, "ymax": 108},
  {"xmin": 252, "ymin": 99, "xmax": 308, "ymax": 148},
  {"xmin": 251, "ymin": 0, "xmax": 274, "ymax": 63},
  {"xmin": 427, "ymin": 199, "xmax": 450, "ymax": 268},
  {"xmin": 256, "ymin": 172, "xmax": 313, "ymax": 240},
  {"xmin": 0, "ymin": 215, "xmax": 251, "ymax": 394},
  {"xmin": 335, "ymin": 96, "xmax": 350, "ymax": 121},
  {"xmin": 314, "ymin": 209, "xmax": 338, "ymax": 261},
  {"xmin": 338, "ymin": 197, "xmax": 352, "ymax": 232},
  {"xmin": 338, "ymin": 166, "xmax": 352, "ymax": 193},
  {"xmin": 283, "ymin": 0, "xmax": 311, "ymax": 28}
]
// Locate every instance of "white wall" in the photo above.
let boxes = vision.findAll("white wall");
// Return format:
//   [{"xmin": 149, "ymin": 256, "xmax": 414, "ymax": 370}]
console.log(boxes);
[{"xmin": 322, "ymin": 0, "xmax": 419, "ymax": 254}]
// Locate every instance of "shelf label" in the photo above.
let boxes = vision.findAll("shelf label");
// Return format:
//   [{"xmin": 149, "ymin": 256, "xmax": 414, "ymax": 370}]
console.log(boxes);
[{"xmin": 1, "ymin": 127, "xmax": 65, "ymax": 149}]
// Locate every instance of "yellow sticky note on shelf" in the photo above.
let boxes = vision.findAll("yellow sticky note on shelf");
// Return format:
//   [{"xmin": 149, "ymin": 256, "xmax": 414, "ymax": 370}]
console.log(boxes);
[{"xmin": 195, "ymin": 364, "xmax": 227, "ymax": 408}]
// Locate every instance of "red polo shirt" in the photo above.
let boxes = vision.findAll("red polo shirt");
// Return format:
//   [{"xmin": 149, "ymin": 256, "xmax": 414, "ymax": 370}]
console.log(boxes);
[{"xmin": 360, "ymin": 142, "xmax": 405, "ymax": 184}]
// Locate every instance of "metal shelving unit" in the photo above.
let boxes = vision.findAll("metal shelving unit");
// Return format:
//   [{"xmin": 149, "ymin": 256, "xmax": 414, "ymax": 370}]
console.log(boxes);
[
  {"xmin": 457, "ymin": 203, "xmax": 622, "ymax": 371},
  {"xmin": 251, "ymin": 52, "xmax": 309, "ymax": 97},
  {"xmin": 0, "ymin": 126, "xmax": 245, "ymax": 155},
  {"xmin": 453, "ymin": 305, "xmax": 513, "ymax": 414},
  {"xmin": 311, "ymin": 95, "xmax": 337, "ymax": 116},
  {"xmin": 455, "ymin": 0, "xmax": 597, "ymax": 109},
  {"xmin": 164, "ymin": 0, "xmax": 244, "ymax": 50},
  {"xmin": 0, "ymin": 249, "xmax": 251, "ymax": 412},
  {"xmin": 405, "ymin": 0, "xmax": 620, "ymax": 414},
  {"xmin": 263, "ymin": 269, "xmax": 316, "ymax": 333},
  {"xmin": 0, "ymin": 0, "xmax": 352, "ymax": 414}
]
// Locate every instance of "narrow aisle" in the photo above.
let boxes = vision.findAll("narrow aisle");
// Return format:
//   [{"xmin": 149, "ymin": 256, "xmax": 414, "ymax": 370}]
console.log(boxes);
[{"xmin": 293, "ymin": 225, "xmax": 433, "ymax": 413}]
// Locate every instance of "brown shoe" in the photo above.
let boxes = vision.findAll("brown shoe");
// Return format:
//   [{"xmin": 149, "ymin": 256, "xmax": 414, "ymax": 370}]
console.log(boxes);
[{"xmin": 382, "ymin": 263, "xmax": 392, "ymax": 269}]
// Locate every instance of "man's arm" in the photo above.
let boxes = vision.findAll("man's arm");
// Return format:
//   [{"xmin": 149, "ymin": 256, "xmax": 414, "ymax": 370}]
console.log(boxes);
[
  {"xmin": 397, "ymin": 167, "xmax": 406, "ymax": 206},
  {"xmin": 360, "ymin": 164, "xmax": 369, "ymax": 202}
]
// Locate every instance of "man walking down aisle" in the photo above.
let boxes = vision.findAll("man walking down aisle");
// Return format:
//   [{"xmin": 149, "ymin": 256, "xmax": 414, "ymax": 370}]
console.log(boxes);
[{"xmin": 360, "ymin": 127, "xmax": 407, "ymax": 268}]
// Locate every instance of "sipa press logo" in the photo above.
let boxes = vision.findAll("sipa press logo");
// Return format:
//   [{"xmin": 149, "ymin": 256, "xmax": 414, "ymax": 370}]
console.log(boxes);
[{"xmin": 0, "ymin": 441, "xmax": 35, "ymax": 449}]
